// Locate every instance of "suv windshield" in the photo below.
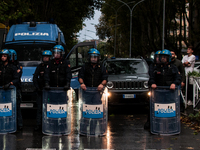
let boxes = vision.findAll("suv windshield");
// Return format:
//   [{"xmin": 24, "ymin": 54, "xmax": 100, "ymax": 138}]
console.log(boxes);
[{"xmin": 106, "ymin": 60, "xmax": 148, "ymax": 75}]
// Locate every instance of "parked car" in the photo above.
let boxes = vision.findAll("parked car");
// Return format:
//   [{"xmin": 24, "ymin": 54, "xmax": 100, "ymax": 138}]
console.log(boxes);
[{"xmin": 103, "ymin": 57, "xmax": 150, "ymax": 105}]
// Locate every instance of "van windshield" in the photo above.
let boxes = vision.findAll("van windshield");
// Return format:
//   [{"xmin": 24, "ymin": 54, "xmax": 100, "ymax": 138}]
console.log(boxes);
[
  {"xmin": 15, "ymin": 47, "xmax": 43, "ymax": 61},
  {"xmin": 5, "ymin": 44, "xmax": 54, "ymax": 61}
]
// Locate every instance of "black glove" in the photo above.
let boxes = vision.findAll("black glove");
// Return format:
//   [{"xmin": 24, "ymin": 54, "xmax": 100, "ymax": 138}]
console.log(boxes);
[
  {"xmin": 3, "ymin": 83, "xmax": 11, "ymax": 90},
  {"xmin": 64, "ymin": 82, "xmax": 70, "ymax": 91},
  {"xmin": 44, "ymin": 83, "xmax": 50, "ymax": 90}
]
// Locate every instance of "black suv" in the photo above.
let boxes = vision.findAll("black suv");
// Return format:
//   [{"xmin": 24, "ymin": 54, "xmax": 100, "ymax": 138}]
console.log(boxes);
[{"xmin": 103, "ymin": 57, "xmax": 150, "ymax": 105}]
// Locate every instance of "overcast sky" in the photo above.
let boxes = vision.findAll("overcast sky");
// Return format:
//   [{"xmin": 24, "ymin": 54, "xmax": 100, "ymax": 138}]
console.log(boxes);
[{"xmin": 77, "ymin": 10, "xmax": 101, "ymax": 42}]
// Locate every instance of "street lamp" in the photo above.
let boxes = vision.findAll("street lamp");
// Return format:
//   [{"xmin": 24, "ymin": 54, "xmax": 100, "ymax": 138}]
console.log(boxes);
[
  {"xmin": 103, "ymin": 24, "xmax": 121, "ymax": 55},
  {"xmin": 84, "ymin": 34, "xmax": 95, "ymax": 39},
  {"xmin": 162, "ymin": 0, "xmax": 165, "ymax": 50},
  {"xmin": 103, "ymin": 2, "xmax": 136, "ymax": 57},
  {"xmin": 117, "ymin": 0, "xmax": 145, "ymax": 58},
  {"xmin": 86, "ymin": 30, "xmax": 96, "ymax": 34}
]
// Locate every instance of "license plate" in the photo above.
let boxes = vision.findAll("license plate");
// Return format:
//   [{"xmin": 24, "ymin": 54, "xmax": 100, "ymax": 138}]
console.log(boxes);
[
  {"xmin": 123, "ymin": 94, "xmax": 136, "ymax": 99},
  {"xmin": 20, "ymin": 103, "xmax": 33, "ymax": 108}
]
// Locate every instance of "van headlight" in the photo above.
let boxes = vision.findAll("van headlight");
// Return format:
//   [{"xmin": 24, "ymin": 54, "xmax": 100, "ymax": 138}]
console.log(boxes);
[
  {"xmin": 107, "ymin": 81, "xmax": 114, "ymax": 89},
  {"xmin": 144, "ymin": 81, "xmax": 148, "ymax": 88}
]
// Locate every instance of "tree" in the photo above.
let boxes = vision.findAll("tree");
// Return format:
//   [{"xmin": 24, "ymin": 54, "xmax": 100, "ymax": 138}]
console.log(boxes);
[
  {"xmin": 0, "ymin": 0, "xmax": 32, "ymax": 25},
  {"xmin": 97, "ymin": 0, "xmax": 200, "ymax": 58},
  {"xmin": 0, "ymin": 0, "xmax": 102, "ymax": 49}
]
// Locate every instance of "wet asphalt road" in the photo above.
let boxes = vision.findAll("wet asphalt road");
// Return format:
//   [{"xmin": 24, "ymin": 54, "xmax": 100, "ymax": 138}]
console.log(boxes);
[{"xmin": 1, "ymin": 102, "xmax": 200, "ymax": 150}]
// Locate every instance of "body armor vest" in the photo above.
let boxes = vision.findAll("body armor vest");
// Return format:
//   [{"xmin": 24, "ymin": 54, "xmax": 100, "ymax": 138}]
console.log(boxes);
[
  {"xmin": 154, "ymin": 65, "xmax": 175, "ymax": 86},
  {"xmin": 0, "ymin": 64, "xmax": 14, "ymax": 86},
  {"xmin": 49, "ymin": 60, "xmax": 67, "ymax": 87},
  {"xmin": 84, "ymin": 63, "xmax": 102, "ymax": 87}
]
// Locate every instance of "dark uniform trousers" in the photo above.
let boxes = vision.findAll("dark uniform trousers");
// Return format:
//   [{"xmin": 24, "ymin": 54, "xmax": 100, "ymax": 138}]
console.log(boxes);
[
  {"xmin": 45, "ymin": 59, "xmax": 72, "ymax": 87},
  {"xmin": 14, "ymin": 62, "xmax": 23, "ymax": 127},
  {"xmin": 33, "ymin": 63, "xmax": 47, "ymax": 126}
]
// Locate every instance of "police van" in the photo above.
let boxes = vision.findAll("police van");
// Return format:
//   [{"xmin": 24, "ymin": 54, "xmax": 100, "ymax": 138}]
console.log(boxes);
[{"xmin": 2, "ymin": 21, "xmax": 96, "ymax": 108}]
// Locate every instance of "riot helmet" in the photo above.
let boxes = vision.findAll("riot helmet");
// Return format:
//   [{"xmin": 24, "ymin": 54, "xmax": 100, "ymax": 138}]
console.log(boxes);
[
  {"xmin": 53, "ymin": 45, "xmax": 65, "ymax": 59},
  {"xmin": 88, "ymin": 48, "xmax": 101, "ymax": 64},
  {"xmin": 160, "ymin": 49, "xmax": 172, "ymax": 64},
  {"xmin": 0, "ymin": 49, "xmax": 10, "ymax": 62},
  {"xmin": 9, "ymin": 49, "xmax": 17, "ymax": 62},
  {"xmin": 42, "ymin": 50, "xmax": 52, "ymax": 63},
  {"xmin": 154, "ymin": 50, "xmax": 161, "ymax": 64}
]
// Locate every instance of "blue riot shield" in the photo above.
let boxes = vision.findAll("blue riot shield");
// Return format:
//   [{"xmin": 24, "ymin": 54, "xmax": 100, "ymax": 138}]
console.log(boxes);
[
  {"xmin": 42, "ymin": 87, "xmax": 72, "ymax": 135},
  {"xmin": 150, "ymin": 86, "xmax": 181, "ymax": 135},
  {"xmin": 79, "ymin": 87, "xmax": 108, "ymax": 136},
  {"xmin": 0, "ymin": 86, "xmax": 16, "ymax": 134}
]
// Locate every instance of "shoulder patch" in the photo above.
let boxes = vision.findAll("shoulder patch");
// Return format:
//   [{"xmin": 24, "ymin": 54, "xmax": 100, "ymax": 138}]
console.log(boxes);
[
  {"xmin": 20, "ymin": 66, "xmax": 23, "ymax": 69},
  {"xmin": 68, "ymin": 64, "xmax": 70, "ymax": 68}
]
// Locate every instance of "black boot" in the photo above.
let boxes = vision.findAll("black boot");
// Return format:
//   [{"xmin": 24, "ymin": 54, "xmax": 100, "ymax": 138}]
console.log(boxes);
[
  {"xmin": 144, "ymin": 114, "xmax": 150, "ymax": 130},
  {"xmin": 34, "ymin": 125, "xmax": 42, "ymax": 131},
  {"xmin": 144, "ymin": 121, "xmax": 150, "ymax": 129}
]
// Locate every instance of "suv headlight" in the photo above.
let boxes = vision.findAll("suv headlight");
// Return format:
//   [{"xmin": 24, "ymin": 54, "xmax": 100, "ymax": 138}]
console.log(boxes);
[
  {"xmin": 144, "ymin": 81, "xmax": 148, "ymax": 88},
  {"xmin": 107, "ymin": 81, "xmax": 114, "ymax": 89}
]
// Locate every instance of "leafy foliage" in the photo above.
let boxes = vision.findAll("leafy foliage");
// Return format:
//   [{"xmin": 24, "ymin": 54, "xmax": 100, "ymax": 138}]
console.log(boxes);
[
  {"xmin": 96, "ymin": 0, "xmax": 200, "ymax": 58},
  {"xmin": 0, "ymin": 0, "xmax": 102, "ymax": 49},
  {"xmin": 0, "ymin": 0, "xmax": 32, "ymax": 24},
  {"xmin": 188, "ymin": 71, "xmax": 200, "ymax": 77}
]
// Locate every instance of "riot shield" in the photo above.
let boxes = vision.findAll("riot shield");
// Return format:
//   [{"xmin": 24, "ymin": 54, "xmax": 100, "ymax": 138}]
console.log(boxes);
[
  {"xmin": 0, "ymin": 86, "xmax": 16, "ymax": 134},
  {"xmin": 79, "ymin": 87, "xmax": 108, "ymax": 136},
  {"xmin": 42, "ymin": 87, "xmax": 72, "ymax": 135},
  {"xmin": 150, "ymin": 86, "xmax": 181, "ymax": 135}
]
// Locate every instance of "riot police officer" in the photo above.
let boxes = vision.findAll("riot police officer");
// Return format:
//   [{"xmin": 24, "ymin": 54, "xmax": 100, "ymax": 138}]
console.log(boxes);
[
  {"xmin": 144, "ymin": 50, "xmax": 161, "ymax": 129},
  {"xmin": 44, "ymin": 45, "xmax": 72, "ymax": 89},
  {"xmin": 0, "ymin": 49, "xmax": 18, "ymax": 88},
  {"xmin": 78, "ymin": 48, "xmax": 108, "ymax": 135},
  {"xmin": 9, "ymin": 49, "xmax": 23, "ymax": 130},
  {"xmin": 149, "ymin": 50, "xmax": 161, "ymax": 78},
  {"xmin": 0, "ymin": 49, "xmax": 20, "ymax": 128},
  {"xmin": 78, "ymin": 48, "xmax": 108, "ymax": 91},
  {"xmin": 144, "ymin": 49, "xmax": 181, "ymax": 130},
  {"xmin": 149, "ymin": 49, "xmax": 181, "ymax": 89},
  {"xmin": 33, "ymin": 50, "xmax": 52, "ymax": 131}
]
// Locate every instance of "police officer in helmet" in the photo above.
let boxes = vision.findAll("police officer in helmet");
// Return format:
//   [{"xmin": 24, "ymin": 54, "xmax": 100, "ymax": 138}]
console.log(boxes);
[
  {"xmin": 78, "ymin": 48, "xmax": 108, "ymax": 135},
  {"xmin": 33, "ymin": 50, "xmax": 52, "ymax": 130},
  {"xmin": 9, "ymin": 49, "xmax": 23, "ymax": 130},
  {"xmin": 144, "ymin": 49, "xmax": 181, "ymax": 130},
  {"xmin": 144, "ymin": 50, "xmax": 161, "ymax": 129},
  {"xmin": 154, "ymin": 50, "xmax": 161, "ymax": 64},
  {"xmin": 0, "ymin": 49, "xmax": 20, "ymax": 128},
  {"xmin": 148, "ymin": 50, "xmax": 161, "ymax": 78},
  {"xmin": 149, "ymin": 49, "xmax": 181, "ymax": 90},
  {"xmin": 44, "ymin": 45, "xmax": 72, "ymax": 89},
  {"xmin": 79, "ymin": 48, "xmax": 108, "ymax": 91},
  {"xmin": 0, "ymin": 49, "xmax": 18, "ymax": 89}
]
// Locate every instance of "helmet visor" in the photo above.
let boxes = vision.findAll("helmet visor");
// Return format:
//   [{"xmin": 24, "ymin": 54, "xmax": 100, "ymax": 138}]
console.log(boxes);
[
  {"xmin": 90, "ymin": 55, "xmax": 99, "ymax": 64},
  {"xmin": 160, "ymin": 54, "xmax": 169, "ymax": 63},
  {"xmin": 11, "ymin": 54, "xmax": 15, "ymax": 61}
]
